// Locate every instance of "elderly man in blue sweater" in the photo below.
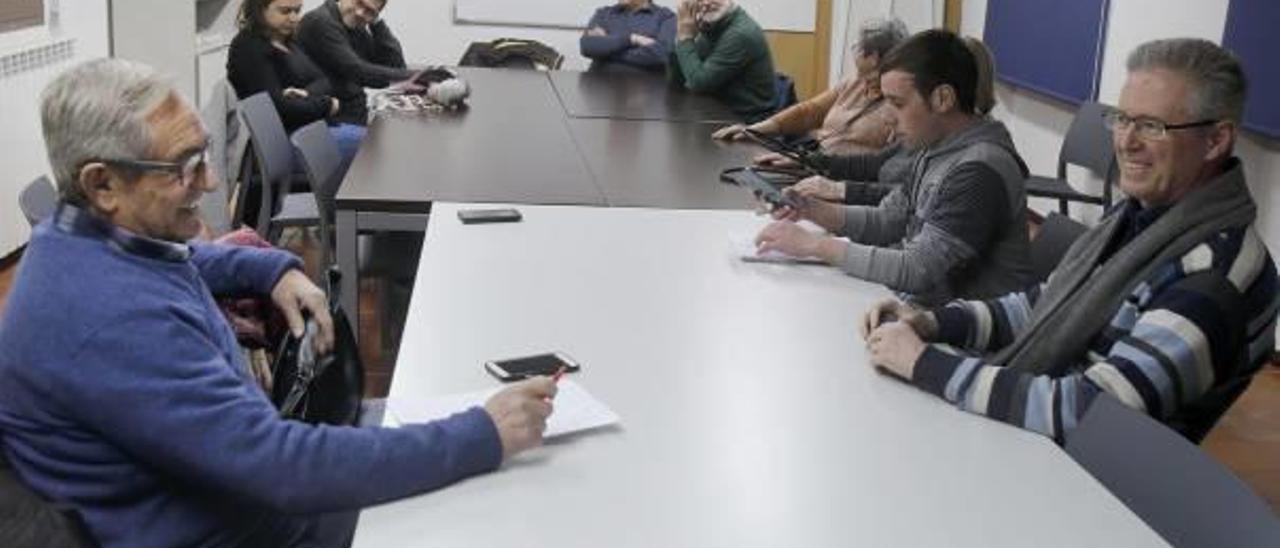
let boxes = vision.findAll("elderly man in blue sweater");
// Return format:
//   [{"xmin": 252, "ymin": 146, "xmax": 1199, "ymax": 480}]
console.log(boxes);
[{"xmin": 0, "ymin": 58, "xmax": 556, "ymax": 548}]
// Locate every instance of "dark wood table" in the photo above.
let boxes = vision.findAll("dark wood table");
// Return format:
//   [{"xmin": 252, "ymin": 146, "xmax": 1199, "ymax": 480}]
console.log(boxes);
[
  {"xmin": 548, "ymin": 70, "xmax": 739, "ymax": 123},
  {"xmin": 567, "ymin": 118, "xmax": 760, "ymax": 209},
  {"xmin": 339, "ymin": 69, "xmax": 603, "ymax": 211},
  {"xmin": 335, "ymin": 68, "xmax": 762, "ymax": 334}
]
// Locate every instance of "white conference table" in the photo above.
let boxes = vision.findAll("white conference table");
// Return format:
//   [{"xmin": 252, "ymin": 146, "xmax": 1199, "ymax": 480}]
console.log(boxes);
[{"xmin": 353, "ymin": 203, "xmax": 1168, "ymax": 548}]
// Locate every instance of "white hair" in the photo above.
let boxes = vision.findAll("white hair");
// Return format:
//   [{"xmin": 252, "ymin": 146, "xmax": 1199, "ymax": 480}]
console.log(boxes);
[
  {"xmin": 1127, "ymin": 38, "xmax": 1247, "ymax": 124},
  {"xmin": 40, "ymin": 58, "xmax": 175, "ymax": 205}
]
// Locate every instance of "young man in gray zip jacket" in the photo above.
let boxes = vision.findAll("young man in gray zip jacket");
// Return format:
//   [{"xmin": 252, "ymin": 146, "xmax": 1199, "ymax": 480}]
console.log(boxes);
[{"xmin": 756, "ymin": 30, "xmax": 1032, "ymax": 307}]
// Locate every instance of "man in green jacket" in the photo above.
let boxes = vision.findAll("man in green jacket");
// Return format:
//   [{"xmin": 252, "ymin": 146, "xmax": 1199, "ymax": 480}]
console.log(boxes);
[{"xmin": 669, "ymin": 0, "xmax": 777, "ymax": 121}]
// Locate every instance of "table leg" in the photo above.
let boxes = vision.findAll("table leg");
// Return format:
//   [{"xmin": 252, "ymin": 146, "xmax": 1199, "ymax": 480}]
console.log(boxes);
[{"xmin": 336, "ymin": 208, "xmax": 360, "ymax": 343}]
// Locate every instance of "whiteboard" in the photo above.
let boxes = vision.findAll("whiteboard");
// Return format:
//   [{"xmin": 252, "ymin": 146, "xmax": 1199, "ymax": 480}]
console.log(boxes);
[{"xmin": 454, "ymin": 0, "xmax": 816, "ymax": 33}]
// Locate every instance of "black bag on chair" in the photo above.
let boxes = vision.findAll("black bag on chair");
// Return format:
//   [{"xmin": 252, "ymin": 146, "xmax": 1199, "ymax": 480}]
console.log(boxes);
[
  {"xmin": 270, "ymin": 269, "xmax": 364, "ymax": 426},
  {"xmin": 458, "ymin": 38, "xmax": 564, "ymax": 70}
]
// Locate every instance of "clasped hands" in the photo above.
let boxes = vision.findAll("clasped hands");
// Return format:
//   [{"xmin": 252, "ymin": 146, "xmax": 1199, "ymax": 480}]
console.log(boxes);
[{"xmin": 860, "ymin": 298, "xmax": 938, "ymax": 380}]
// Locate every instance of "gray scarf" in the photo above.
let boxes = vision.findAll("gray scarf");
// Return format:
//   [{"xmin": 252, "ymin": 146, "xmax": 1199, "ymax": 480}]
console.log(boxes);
[{"xmin": 996, "ymin": 160, "xmax": 1255, "ymax": 376}]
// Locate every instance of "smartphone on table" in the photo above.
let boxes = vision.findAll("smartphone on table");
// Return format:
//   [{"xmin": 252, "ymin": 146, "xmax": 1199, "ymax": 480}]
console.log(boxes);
[
  {"xmin": 458, "ymin": 208, "xmax": 522, "ymax": 224},
  {"xmin": 735, "ymin": 167, "xmax": 800, "ymax": 210},
  {"xmin": 484, "ymin": 352, "xmax": 581, "ymax": 382}
]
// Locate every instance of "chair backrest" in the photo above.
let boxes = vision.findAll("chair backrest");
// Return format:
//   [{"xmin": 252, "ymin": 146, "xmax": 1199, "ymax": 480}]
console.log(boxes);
[
  {"xmin": 773, "ymin": 73, "xmax": 798, "ymax": 113},
  {"xmin": 1, "ymin": 452, "xmax": 98, "ymax": 547},
  {"xmin": 237, "ymin": 93, "xmax": 297, "ymax": 235},
  {"xmin": 1029, "ymin": 212, "xmax": 1087, "ymax": 282},
  {"xmin": 196, "ymin": 78, "xmax": 241, "ymax": 236},
  {"xmin": 458, "ymin": 39, "xmax": 564, "ymax": 70},
  {"xmin": 1066, "ymin": 394, "xmax": 1280, "ymax": 548},
  {"xmin": 1056, "ymin": 101, "xmax": 1117, "ymax": 201},
  {"xmin": 19, "ymin": 175, "xmax": 57, "ymax": 228},
  {"xmin": 290, "ymin": 121, "xmax": 344, "ymax": 268}
]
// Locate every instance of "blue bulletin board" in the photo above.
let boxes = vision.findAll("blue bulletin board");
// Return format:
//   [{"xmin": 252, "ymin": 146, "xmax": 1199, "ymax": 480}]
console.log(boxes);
[
  {"xmin": 1223, "ymin": 0, "xmax": 1280, "ymax": 140},
  {"xmin": 983, "ymin": 0, "xmax": 1110, "ymax": 105}
]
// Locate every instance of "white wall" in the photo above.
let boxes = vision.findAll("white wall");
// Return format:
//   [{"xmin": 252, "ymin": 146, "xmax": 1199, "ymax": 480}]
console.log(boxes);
[
  {"xmin": 377, "ymin": 0, "xmax": 820, "ymax": 75},
  {"xmin": 0, "ymin": 0, "xmax": 110, "ymax": 256},
  {"xmin": 830, "ymin": 0, "xmax": 943, "ymax": 87},
  {"xmin": 379, "ymin": 0, "xmax": 592, "ymax": 70},
  {"xmin": 112, "ymin": 0, "xmax": 197, "ymax": 102},
  {"xmin": 961, "ymin": 0, "xmax": 1280, "ymax": 251}
]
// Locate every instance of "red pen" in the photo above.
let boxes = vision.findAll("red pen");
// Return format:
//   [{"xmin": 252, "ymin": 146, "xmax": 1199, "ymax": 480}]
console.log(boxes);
[{"xmin": 542, "ymin": 366, "xmax": 567, "ymax": 404}]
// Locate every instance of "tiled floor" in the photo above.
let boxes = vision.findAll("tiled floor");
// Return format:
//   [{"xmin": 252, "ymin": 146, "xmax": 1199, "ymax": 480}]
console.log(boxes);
[{"xmin": 1, "ymin": 242, "xmax": 1277, "ymax": 515}]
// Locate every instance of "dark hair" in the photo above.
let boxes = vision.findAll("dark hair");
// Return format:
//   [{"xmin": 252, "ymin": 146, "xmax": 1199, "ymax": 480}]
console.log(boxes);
[
  {"xmin": 237, "ymin": 0, "xmax": 275, "ymax": 36},
  {"xmin": 880, "ymin": 29, "xmax": 978, "ymax": 115}
]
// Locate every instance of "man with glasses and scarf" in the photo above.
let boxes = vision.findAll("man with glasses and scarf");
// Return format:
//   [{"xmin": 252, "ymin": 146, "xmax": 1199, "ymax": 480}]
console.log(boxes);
[{"xmin": 861, "ymin": 38, "xmax": 1277, "ymax": 445}]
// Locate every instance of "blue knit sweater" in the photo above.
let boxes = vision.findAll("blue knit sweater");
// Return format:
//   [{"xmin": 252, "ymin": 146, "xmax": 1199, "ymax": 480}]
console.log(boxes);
[{"xmin": 0, "ymin": 205, "xmax": 502, "ymax": 548}]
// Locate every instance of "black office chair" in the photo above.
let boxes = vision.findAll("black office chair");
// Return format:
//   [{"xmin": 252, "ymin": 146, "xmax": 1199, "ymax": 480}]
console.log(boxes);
[
  {"xmin": 19, "ymin": 175, "xmax": 57, "ymax": 227},
  {"xmin": 1024, "ymin": 101, "xmax": 1116, "ymax": 217},
  {"xmin": 1066, "ymin": 395, "xmax": 1280, "ymax": 548},
  {"xmin": 1029, "ymin": 212, "xmax": 1087, "ymax": 282},
  {"xmin": 237, "ymin": 93, "xmax": 318, "ymax": 242},
  {"xmin": 288, "ymin": 121, "xmax": 345, "ymax": 269},
  {"xmin": 772, "ymin": 72, "xmax": 798, "ymax": 113},
  {"xmin": 291, "ymin": 122, "xmax": 422, "ymax": 353}
]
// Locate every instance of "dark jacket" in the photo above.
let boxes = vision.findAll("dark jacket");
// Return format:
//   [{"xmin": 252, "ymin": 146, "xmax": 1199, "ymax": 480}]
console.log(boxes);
[
  {"xmin": 668, "ymin": 6, "xmax": 776, "ymax": 121},
  {"xmin": 580, "ymin": 3, "xmax": 676, "ymax": 73},
  {"xmin": 226, "ymin": 31, "xmax": 349, "ymax": 131},
  {"xmin": 296, "ymin": 0, "xmax": 413, "ymax": 124},
  {"xmin": 834, "ymin": 119, "xmax": 1033, "ymax": 306}
]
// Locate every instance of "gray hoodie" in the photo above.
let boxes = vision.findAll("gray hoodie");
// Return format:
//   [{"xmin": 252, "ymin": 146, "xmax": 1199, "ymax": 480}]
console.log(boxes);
[{"xmin": 835, "ymin": 118, "xmax": 1033, "ymax": 306}]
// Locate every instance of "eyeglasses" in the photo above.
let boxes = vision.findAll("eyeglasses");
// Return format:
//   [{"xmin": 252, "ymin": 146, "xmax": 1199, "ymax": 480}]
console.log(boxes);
[
  {"xmin": 1102, "ymin": 108, "xmax": 1218, "ymax": 141},
  {"xmin": 100, "ymin": 150, "xmax": 209, "ymax": 188}
]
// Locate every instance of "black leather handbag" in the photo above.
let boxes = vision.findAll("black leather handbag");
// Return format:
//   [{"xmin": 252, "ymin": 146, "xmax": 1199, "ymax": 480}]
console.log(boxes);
[{"xmin": 270, "ymin": 269, "xmax": 363, "ymax": 426}]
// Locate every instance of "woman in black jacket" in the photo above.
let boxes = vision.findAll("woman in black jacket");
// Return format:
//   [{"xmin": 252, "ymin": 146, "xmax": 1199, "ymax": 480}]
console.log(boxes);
[{"xmin": 228, "ymin": 0, "xmax": 365, "ymax": 167}]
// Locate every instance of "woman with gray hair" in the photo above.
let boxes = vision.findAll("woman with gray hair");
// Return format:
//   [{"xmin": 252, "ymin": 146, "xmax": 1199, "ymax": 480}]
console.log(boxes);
[{"xmin": 712, "ymin": 17, "xmax": 908, "ymax": 156}]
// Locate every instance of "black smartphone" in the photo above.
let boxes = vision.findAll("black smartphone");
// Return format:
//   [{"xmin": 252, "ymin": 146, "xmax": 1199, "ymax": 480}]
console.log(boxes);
[
  {"xmin": 458, "ymin": 208, "xmax": 522, "ymax": 224},
  {"xmin": 735, "ymin": 167, "xmax": 799, "ymax": 209},
  {"xmin": 484, "ymin": 352, "xmax": 581, "ymax": 382},
  {"xmin": 742, "ymin": 128, "xmax": 807, "ymax": 163}
]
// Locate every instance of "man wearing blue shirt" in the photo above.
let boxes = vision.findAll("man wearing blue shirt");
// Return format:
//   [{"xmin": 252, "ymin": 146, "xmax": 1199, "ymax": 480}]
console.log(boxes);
[
  {"xmin": 580, "ymin": 0, "xmax": 676, "ymax": 73},
  {"xmin": 0, "ymin": 58, "xmax": 557, "ymax": 548}
]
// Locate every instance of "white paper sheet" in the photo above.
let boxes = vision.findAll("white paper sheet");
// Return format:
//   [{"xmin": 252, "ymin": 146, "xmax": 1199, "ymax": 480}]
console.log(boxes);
[
  {"xmin": 729, "ymin": 232, "xmax": 827, "ymax": 264},
  {"xmin": 388, "ymin": 379, "xmax": 619, "ymax": 438}
]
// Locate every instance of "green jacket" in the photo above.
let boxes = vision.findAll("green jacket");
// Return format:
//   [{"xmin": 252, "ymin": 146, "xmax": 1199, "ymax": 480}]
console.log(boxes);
[{"xmin": 668, "ymin": 6, "xmax": 776, "ymax": 121}]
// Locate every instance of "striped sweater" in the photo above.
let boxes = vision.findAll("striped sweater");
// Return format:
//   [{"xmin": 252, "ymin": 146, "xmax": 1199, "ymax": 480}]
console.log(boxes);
[{"xmin": 911, "ymin": 201, "xmax": 1278, "ymax": 444}]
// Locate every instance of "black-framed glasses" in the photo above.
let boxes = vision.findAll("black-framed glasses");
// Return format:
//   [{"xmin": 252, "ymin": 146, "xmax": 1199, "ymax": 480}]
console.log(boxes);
[
  {"xmin": 1101, "ymin": 107, "xmax": 1218, "ymax": 141},
  {"xmin": 99, "ymin": 150, "xmax": 209, "ymax": 188}
]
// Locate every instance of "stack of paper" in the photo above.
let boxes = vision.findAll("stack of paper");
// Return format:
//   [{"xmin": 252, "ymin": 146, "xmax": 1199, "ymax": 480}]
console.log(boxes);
[
  {"xmin": 729, "ymin": 232, "xmax": 827, "ymax": 264},
  {"xmin": 387, "ymin": 379, "xmax": 619, "ymax": 438}
]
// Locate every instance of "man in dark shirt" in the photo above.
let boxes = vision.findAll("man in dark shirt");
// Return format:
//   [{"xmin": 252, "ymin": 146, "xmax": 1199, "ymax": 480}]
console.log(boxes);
[
  {"xmin": 580, "ymin": 0, "xmax": 676, "ymax": 74},
  {"xmin": 297, "ymin": 0, "xmax": 413, "ymax": 124}
]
